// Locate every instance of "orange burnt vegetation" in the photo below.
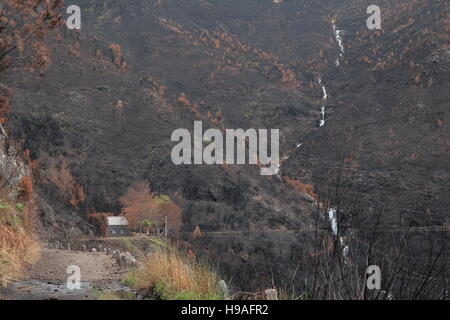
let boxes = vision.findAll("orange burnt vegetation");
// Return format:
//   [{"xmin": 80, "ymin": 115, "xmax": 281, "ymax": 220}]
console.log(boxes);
[
  {"xmin": 28, "ymin": 160, "xmax": 39, "ymax": 181},
  {"xmin": 0, "ymin": 0, "xmax": 61, "ymax": 71},
  {"xmin": 253, "ymin": 48, "xmax": 298, "ymax": 88},
  {"xmin": 0, "ymin": 0, "xmax": 61, "ymax": 122},
  {"xmin": 88, "ymin": 212, "xmax": 110, "ymax": 237},
  {"xmin": 141, "ymin": 73, "xmax": 174, "ymax": 113},
  {"xmin": 108, "ymin": 44, "xmax": 122, "ymax": 66},
  {"xmin": 0, "ymin": 90, "xmax": 12, "ymax": 123},
  {"xmin": 177, "ymin": 92, "xmax": 191, "ymax": 106},
  {"xmin": 283, "ymin": 176, "xmax": 318, "ymax": 200},
  {"xmin": 158, "ymin": 18, "xmax": 299, "ymax": 90},
  {"xmin": 108, "ymin": 44, "xmax": 128, "ymax": 71},
  {"xmin": 0, "ymin": 0, "xmax": 62, "ymax": 286},
  {"xmin": 206, "ymin": 111, "xmax": 222, "ymax": 126},
  {"xmin": 346, "ymin": 0, "xmax": 449, "ymax": 74},
  {"xmin": 177, "ymin": 92, "xmax": 224, "ymax": 128},
  {"xmin": 19, "ymin": 176, "xmax": 33, "ymax": 201},
  {"xmin": 192, "ymin": 225, "xmax": 203, "ymax": 240},
  {"xmin": 177, "ymin": 93, "xmax": 202, "ymax": 120},
  {"xmin": 159, "ymin": 18, "xmax": 192, "ymax": 39},
  {"xmin": 119, "ymin": 181, "xmax": 182, "ymax": 234},
  {"xmin": 0, "ymin": 163, "xmax": 40, "ymax": 286},
  {"xmin": 45, "ymin": 159, "xmax": 86, "ymax": 209}
]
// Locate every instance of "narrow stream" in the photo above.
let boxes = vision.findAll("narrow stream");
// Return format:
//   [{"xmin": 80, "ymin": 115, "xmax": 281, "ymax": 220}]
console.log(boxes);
[
  {"xmin": 319, "ymin": 78, "xmax": 328, "ymax": 127},
  {"xmin": 279, "ymin": 17, "xmax": 346, "ymax": 182},
  {"xmin": 332, "ymin": 19, "xmax": 345, "ymax": 67},
  {"xmin": 0, "ymin": 279, "xmax": 142, "ymax": 300}
]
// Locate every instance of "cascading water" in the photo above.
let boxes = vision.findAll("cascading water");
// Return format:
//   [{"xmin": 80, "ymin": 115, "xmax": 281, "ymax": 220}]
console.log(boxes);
[
  {"xmin": 321, "ymin": 83, "xmax": 328, "ymax": 100},
  {"xmin": 319, "ymin": 78, "xmax": 328, "ymax": 127},
  {"xmin": 328, "ymin": 208, "xmax": 338, "ymax": 236},
  {"xmin": 324, "ymin": 21, "xmax": 349, "ymax": 259},
  {"xmin": 279, "ymin": 20, "xmax": 345, "ymax": 175},
  {"xmin": 328, "ymin": 208, "xmax": 349, "ymax": 259},
  {"xmin": 320, "ymin": 107, "xmax": 325, "ymax": 127},
  {"xmin": 332, "ymin": 20, "xmax": 345, "ymax": 67},
  {"xmin": 318, "ymin": 21, "xmax": 344, "ymax": 126}
]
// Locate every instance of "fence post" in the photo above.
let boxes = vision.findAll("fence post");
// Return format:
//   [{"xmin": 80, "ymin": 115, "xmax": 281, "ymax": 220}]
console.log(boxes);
[{"xmin": 164, "ymin": 216, "xmax": 168, "ymax": 237}]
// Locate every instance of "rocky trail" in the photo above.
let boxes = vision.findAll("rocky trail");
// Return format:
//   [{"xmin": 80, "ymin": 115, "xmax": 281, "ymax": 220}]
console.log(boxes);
[{"xmin": 0, "ymin": 248, "xmax": 134, "ymax": 300}]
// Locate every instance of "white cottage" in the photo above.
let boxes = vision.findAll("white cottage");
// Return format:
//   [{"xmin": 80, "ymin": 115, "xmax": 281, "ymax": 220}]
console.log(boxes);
[{"xmin": 106, "ymin": 216, "xmax": 130, "ymax": 237}]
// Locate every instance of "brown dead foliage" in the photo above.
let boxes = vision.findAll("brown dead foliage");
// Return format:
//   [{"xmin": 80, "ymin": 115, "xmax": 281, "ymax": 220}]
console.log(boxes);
[
  {"xmin": 88, "ymin": 212, "xmax": 110, "ymax": 237},
  {"xmin": 108, "ymin": 44, "xmax": 122, "ymax": 66},
  {"xmin": 283, "ymin": 176, "xmax": 318, "ymax": 200},
  {"xmin": 45, "ymin": 159, "xmax": 86, "ymax": 208},
  {"xmin": 119, "ymin": 181, "xmax": 182, "ymax": 234}
]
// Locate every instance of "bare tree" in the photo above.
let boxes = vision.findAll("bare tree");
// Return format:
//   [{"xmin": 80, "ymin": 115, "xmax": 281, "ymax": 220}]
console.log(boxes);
[
  {"xmin": 0, "ymin": 0, "xmax": 63, "ymax": 121},
  {"xmin": 294, "ymin": 159, "xmax": 448, "ymax": 300}
]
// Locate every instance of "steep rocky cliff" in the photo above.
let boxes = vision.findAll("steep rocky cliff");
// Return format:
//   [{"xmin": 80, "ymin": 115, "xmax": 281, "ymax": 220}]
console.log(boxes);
[{"xmin": 0, "ymin": 124, "xmax": 30, "ymax": 199}]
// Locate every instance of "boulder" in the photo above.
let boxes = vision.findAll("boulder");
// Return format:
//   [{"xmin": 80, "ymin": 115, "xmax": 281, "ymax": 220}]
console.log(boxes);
[
  {"xmin": 114, "ymin": 252, "xmax": 138, "ymax": 268},
  {"xmin": 113, "ymin": 250, "xmax": 121, "ymax": 264},
  {"xmin": 127, "ymin": 255, "xmax": 138, "ymax": 267},
  {"xmin": 119, "ymin": 253, "xmax": 127, "ymax": 267}
]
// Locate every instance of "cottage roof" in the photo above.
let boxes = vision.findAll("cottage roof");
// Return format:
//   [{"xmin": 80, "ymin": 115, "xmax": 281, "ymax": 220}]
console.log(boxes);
[{"xmin": 107, "ymin": 216, "xmax": 129, "ymax": 226}]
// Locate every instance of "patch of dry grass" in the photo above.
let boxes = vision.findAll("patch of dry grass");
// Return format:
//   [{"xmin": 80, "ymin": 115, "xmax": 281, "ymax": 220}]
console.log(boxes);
[
  {"xmin": 0, "ymin": 200, "xmax": 40, "ymax": 286},
  {"xmin": 132, "ymin": 249, "xmax": 221, "ymax": 300}
]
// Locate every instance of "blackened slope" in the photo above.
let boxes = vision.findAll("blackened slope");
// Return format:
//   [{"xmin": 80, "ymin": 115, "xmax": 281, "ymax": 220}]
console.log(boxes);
[
  {"xmin": 285, "ymin": 0, "xmax": 449, "ymax": 226},
  {"xmin": 7, "ymin": 0, "xmax": 334, "ymax": 289},
  {"xmin": 7, "ymin": 0, "xmax": 448, "ymax": 291}
]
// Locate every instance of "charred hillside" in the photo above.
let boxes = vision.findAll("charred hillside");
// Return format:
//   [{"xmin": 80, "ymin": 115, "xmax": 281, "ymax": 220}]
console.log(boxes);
[
  {"xmin": 284, "ymin": 0, "xmax": 450, "ymax": 226},
  {"xmin": 4, "ymin": 0, "xmax": 449, "ymax": 292}
]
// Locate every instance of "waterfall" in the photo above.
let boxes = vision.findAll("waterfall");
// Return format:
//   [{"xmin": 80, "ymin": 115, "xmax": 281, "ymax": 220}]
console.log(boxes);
[
  {"xmin": 321, "ymin": 85, "xmax": 328, "ymax": 101},
  {"xmin": 320, "ymin": 106, "xmax": 325, "ymax": 127},
  {"xmin": 328, "ymin": 208, "xmax": 338, "ymax": 235},
  {"xmin": 328, "ymin": 208, "xmax": 349, "ymax": 259},
  {"xmin": 318, "ymin": 78, "xmax": 328, "ymax": 126},
  {"xmin": 332, "ymin": 21, "xmax": 345, "ymax": 67}
]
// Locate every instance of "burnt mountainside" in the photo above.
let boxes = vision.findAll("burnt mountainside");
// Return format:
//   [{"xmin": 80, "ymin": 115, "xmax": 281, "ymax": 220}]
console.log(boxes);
[{"xmin": 4, "ymin": 0, "xmax": 449, "ymax": 290}]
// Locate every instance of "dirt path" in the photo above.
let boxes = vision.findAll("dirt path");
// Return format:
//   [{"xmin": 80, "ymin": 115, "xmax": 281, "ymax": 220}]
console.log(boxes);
[{"xmin": 0, "ymin": 248, "xmax": 132, "ymax": 300}]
